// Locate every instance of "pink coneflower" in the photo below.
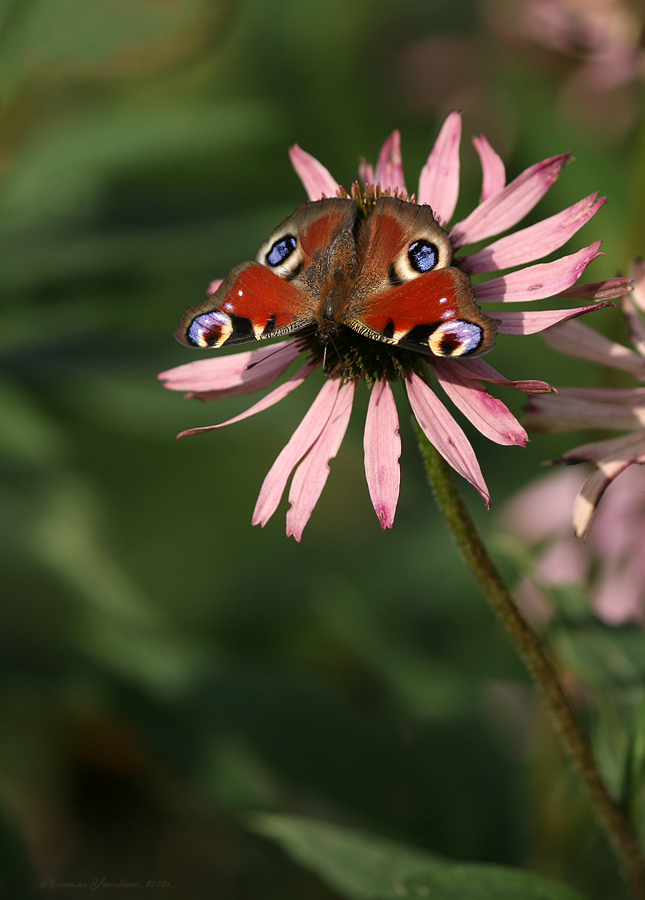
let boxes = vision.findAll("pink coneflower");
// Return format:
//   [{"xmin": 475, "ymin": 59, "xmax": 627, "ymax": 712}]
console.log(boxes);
[
  {"xmin": 501, "ymin": 464, "xmax": 645, "ymax": 625},
  {"xmin": 160, "ymin": 112, "xmax": 627, "ymax": 541},
  {"xmin": 526, "ymin": 259, "xmax": 645, "ymax": 539}
]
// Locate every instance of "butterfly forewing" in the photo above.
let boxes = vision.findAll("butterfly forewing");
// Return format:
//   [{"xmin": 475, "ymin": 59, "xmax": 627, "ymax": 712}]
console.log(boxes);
[
  {"xmin": 345, "ymin": 197, "xmax": 497, "ymax": 358},
  {"xmin": 175, "ymin": 198, "xmax": 357, "ymax": 349}
]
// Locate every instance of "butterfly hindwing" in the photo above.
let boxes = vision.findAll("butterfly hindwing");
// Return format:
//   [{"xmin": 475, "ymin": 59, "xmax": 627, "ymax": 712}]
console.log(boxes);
[
  {"xmin": 346, "ymin": 197, "xmax": 498, "ymax": 358},
  {"xmin": 176, "ymin": 198, "xmax": 357, "ymax": 349}
]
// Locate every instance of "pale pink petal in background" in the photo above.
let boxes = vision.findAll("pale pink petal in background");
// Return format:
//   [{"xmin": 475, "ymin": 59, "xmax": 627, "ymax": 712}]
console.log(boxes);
[
  {"xmin": 495, "ymin": 302, "xmax": 613, "ymax": 335},
  {"xmin": 374, "ymin": 131, "xmax": 407, "ymax": 195},
  {"xmin": 433, "ymin": 363, "xmax": 527, "ymax": 447},
  {"xmin": 558, "ymin": 277, "xmax": 632, "ymax": 300},
  {"xmin": 364, "ymin": 379, "xmax": 401, "ymax": 530},
  {"xmin": 462, "ymin": 194, "xmax": 604, "ymax": 274},
  {"xmin": 207, "ymin": 278, "xmax": 224, "ymax": 294},
  {"xmin": 405, "ymin": 372, "xmax": 490, "ymax": 507},
  {"xmin": 286, "ymin": 380, "xmax": 356, "ymax": 541},
  {"xmin": 252, "ymin": 377, "xmax": 341, "ymax": 527},
  {"xmin": 472, "ymin": 134, "xmax": 506, "ymax": 201},
  {"xmin": 450, "ymin": 153, "xmax": 571, "ymax": 248},
  {"xmin": 542, "ymin": 319, "xmax": 645, "ymax": 378},
  {"xmin": 501, "ymin": 467, "xmax": 586, "ymax": 543},
  {"xmin": 472, "ymin": 242, "xmax": 602, "ymax": 303},
  {"xmin": 359, "ymin": 157, "xmax": 375, "ymax": 186},
  {"xmin": 594, "ymin": 566, "xmax": 644, "ymax": 625},
  {"xmin": 574, "ymin": 461, "xmax": 635, "ymax": 539},
  {"xmin": 417, "ymin": 111, "xmax": 461, "ymax": 225},
  {"xmin": 629, "ymin": 258, "xmax": 645, "ymax": 314},
  {"xmin": 289, "ymin": 144, "xmax": 341, "ymax": 200},
  {"xmin": 526, "ymin": 391, "xmax": 645, "ymax": 431}
]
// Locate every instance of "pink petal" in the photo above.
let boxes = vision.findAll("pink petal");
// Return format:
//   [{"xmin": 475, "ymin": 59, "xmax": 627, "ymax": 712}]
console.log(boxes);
[
  {"xmin": 176, "ymin": 360, "xmax": 317, "ymax": 438},
  {"xmin": 359, "ymin": 157, "xmax": 374, "ymax": 185},
  {"xmin": 159, "ymin": 339, "xmax": 302, "ymax": 398},
  {"xmin": 472, "ymin": 242, "xmax": 602, "ymax": 303},
  {"xmin": 364, "ymin": 379, "xmax": 401, "ymax": 529},
  {"xmin": 496, "ymin": 301, "xmax": 613, "ymax": 335},
  {"xmin": 374, "ymin": 131, "xmax": 407, "ymax": 195},
  {"xmin": 405, "ymin": 372, "xmax": 490, "ymax": 507},
  {"xmin": 450, "ymin": 153, "xmax": 571, "ymax": 249},
  {"xmin": 526, "ymin": 391, "xmax": 645, "ymax": 430},
  {"xmin": 473, "ymin": 134, "xmax": 506, "ymax": 201},
  {"xmin": 289, "ymin": 145, "xmax": 341, "ymax": 201},
  {"xmin": 629, "ymin": 258, "xmax": 645, "ymax": 314},
  {"xmin": 252, "ymin": 377, "xmax": 341, "ymax": 528},
  {"xmin": 541, "ymin": 319, "xmax": 645, "ymax": 378},
  {"xmin": 418, "ymin": 111, "xmax": 461, "ymax": 226},
  {"xmin": 558, "ymin": 276, "xmax": 632, "ymax": 300},
  {"xmin": 433, "ymin": 362, "xmax": 527, "ymax": 447},
  {"xmin": 286, "ymin": 380, "xmax": 355, "ymax": 541},
  {"xmin": 462, "ymin": 194, "xmax": 604, "ymax": 274},
  {"xmin": 207, "ymin": 278, "xmax": 223, "ymax": 294},
  {"xmin": 446, "ymin": 357, "xmax": 555, "ymax": 394},
  {"xmin": 621, "ymin": 293, "xmax": 645, "ymax": 357},
  {"xmin": 574, "ymin": 461, "xmax": 637, "ymax": 539},
  {"xmin": 500, "ymin": 468, "xmax": 585, "ymax": 543},
  {"xmin": 594, "ymin": 566, "xmax": 644, "ymax": 625},
  {"xmin": 561, "ymin": 430, "xmax": 645, "ymax": 465}
]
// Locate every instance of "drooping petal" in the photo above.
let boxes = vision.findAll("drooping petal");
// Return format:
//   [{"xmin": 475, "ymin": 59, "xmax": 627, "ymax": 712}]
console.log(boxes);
[
  {"xmin": 207, "ymin": 278, "xmax": 223, "ymax": 294},
  {"xmin": 364, "ymin": 379, "xmax": 401, "ymax": 529},
  {"xmin": 526, "ymin": 390, "xmax": 645, "ymax": 431},
  {"xmin": 450, "ymin": 153, "xmax": 571, "ymax": 249},
  {"xmin": 574, "ymin": 461, "xmax": 637, "ymax": 539},
  {"xmin": 496, "ymin": 301, "xmax": 613, "ymax": 335},
  {"xmin": 359, "ymin": 157, "xmax": 374, "ymax": 186},
  {"xmin": 433, "ymin": 361, "xmax": 527, "ymax": 446},
  {"xmin": 473, "ymin": 242, "xmax": 602, "ymax": 303},
  {"xmin": 557, "ymin": 276, "xmax": 632, "ymax": 300},
  {"xmin": 252, "ymin": 376, "xmax": 341, "ymax": 528},
  {"xmin": 289, "ymin": 144, "xmax": 341, "ymax": 200},
  {"xmin": 159, "ymin": 339, "xmax": 302, "ymax": 398},
  {"xmin": 462, "ymin": 194, "xmax": 604, "ymax": 274},
  {"xmin": 418, "ymin": 111, "xmax": 461, "ymax": 225},
  {"xmin": 446, "ymin": 357, "xmax": 555, "ymax": 393},
  {"xmin": 542, "ymin": 319, "xmax": 645, "ymax": 378},
  {"xmin": 176, "ymin": 360, "xmax": 317, "ymax": 438},
  {"xmin": 629, "ymin": 258, "xmax": 645, "ymax": 314},
  {"xmin": 473, "ymin": 134, "xmax": 506, "ymax": 201},
  {"xmin": 405, "ymin": 372, "xmax": 490, "ymax": 507},
  {"xmin": 622, "ymin": 293, "xmax": 645, "ymax": 357},
  {"xmin": 374, "ymin": 131, "xmax": 407, "ymax": 195},
  {"xmin": 286, "ymin": 380, "xmax": 356, "ymax": 541},
  {"xmin": 561, "ymin": 430, "xmax": 645, "ymax": 465}
]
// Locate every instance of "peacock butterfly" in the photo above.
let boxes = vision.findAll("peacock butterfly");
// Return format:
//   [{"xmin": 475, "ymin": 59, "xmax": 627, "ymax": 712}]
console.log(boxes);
[{"xmin": 175, "ymin": 195, "xmax": 498, "ymax": 360}]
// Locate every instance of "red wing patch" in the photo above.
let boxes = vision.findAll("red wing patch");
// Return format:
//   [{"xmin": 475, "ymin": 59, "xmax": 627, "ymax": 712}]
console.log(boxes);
[
  {"xmin": 345, "ymin": 268, "xmax": 498, "ymax": 358},
  {"xmin": 175, "ymin": 262, "xmax": 315, "ymax": 349}
]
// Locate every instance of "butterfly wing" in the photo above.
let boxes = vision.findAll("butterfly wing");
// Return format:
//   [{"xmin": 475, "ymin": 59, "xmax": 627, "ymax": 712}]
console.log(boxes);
[
  {"xmin": 346, "ymin": 197, "xmax": 497, "ymax": 358},
  {"xmin": 175, "ymin": 198, "xmax": 357, "ymax": 349}
]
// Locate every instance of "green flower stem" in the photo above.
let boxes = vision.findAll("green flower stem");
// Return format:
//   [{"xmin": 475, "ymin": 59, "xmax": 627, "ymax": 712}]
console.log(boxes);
[{"xmin": 417, "ymin": 432, "xmax": 645, "ymax": 900}]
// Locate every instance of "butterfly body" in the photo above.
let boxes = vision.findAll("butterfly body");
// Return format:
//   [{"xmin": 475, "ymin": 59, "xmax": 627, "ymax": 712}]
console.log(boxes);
[{"xmin": 176, "ymin": 196, "xmax": 498, "ymax": 360}]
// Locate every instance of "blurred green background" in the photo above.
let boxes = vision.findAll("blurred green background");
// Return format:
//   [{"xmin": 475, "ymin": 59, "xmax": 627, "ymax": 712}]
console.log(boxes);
[{"xmin": 1, "ymin": 0, "xmax": 644, "ymax": 897}]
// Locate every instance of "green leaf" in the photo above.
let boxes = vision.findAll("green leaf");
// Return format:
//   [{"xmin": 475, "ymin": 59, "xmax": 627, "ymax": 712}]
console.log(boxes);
[
  {"xmin": 249, "ymin": 813, "xmax": 435, "ymax": 898},
  {"xmin": 249, "ymin": 814, "xmax": 587, "ymax": 900},
  {"xmin": 395, "ymin": 866, "xmax": 587, "ymax": 900}
]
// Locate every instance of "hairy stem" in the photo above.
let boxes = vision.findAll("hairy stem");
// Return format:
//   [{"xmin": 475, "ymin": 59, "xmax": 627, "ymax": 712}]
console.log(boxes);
[{"xmin": 418, "ymin": 433, "xmax": 645, "ymax": 900}]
